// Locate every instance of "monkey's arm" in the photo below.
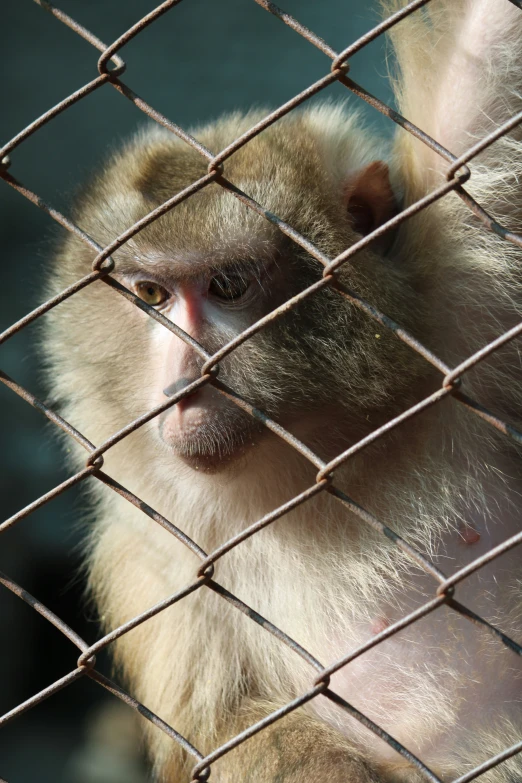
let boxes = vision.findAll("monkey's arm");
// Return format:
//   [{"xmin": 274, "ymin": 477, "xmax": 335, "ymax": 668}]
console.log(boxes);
[{"xmin": 384, "ymin": 0, "xmax": 522, "ymax": 185}]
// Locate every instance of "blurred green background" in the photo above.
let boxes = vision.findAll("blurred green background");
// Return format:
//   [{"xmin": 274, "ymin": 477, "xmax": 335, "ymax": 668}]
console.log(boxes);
[{"xmin": 0, "ymin": 1, "xmax": 392, "ymax": 780}]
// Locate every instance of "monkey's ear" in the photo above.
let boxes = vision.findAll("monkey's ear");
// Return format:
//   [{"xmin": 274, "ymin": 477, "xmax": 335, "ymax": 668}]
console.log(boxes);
[{"xmin": 345, "ymin": 161, "xmax": 398, "ymax": 250}]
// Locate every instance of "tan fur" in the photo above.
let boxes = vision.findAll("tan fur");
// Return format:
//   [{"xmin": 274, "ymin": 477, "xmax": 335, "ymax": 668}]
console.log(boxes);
[{"xmin": 43, "ymin": 1, "xmax": 522, "ymax": 780}]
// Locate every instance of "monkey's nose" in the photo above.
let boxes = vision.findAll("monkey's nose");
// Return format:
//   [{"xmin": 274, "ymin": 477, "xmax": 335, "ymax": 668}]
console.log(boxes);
[{"xmin": 163, "ymin": 377, "xmax": 200, "ymax": 398}]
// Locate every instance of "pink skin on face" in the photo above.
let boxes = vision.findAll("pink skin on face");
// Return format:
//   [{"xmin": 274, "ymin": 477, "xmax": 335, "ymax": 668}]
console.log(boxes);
[{"xmin": 158, "ymin": 279, "xmax": 228, "ymax": 431}]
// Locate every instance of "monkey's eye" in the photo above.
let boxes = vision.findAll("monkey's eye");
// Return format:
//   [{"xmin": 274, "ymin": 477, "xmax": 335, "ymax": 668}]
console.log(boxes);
[
  {"xmin": 208, "ymin": 273, "xmax": 250, "ymax": 302},
  {"xmin": 135, "ymin": 281, "xmax": 170, "ymax": 307}
]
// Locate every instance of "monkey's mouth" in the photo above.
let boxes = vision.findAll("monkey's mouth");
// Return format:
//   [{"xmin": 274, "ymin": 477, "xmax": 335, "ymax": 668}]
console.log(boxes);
[{"xmin": 158, "ymin": 384, "xmax": 262, "ymax": 471}]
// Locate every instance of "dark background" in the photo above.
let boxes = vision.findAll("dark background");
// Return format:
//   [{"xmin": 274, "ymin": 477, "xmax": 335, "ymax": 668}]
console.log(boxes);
[{"xmin": 0, "ymin": 2, "xmax": 392, "ymax": 780}]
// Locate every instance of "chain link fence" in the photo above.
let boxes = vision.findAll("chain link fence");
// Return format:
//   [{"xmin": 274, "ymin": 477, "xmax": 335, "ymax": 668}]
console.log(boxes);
[{"xmin": 1, "ymin": 0, "xmax": 522, "ymax": 781}]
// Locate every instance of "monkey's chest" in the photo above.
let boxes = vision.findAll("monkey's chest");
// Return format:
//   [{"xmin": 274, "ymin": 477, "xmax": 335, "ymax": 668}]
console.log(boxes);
[{"xmin": 301, "ymin": 524, "xmax": 522, "ymax": 775}]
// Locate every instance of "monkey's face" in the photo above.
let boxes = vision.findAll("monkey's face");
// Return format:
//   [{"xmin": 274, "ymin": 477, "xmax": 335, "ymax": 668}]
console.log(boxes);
[
  {"xmin": 49, "ymin": 111, "xmax": 425, "ymax": 473},
  {"xmin": 111, "ymin": 236, "xmax": 411, "ymax": 471},
  {"xmin": 128, "ymin": 257, "xmax": 285, "ymax": 469},
  {"xmin": 114, "ymin": 239, "xmax": 361, "ymax": 471}
]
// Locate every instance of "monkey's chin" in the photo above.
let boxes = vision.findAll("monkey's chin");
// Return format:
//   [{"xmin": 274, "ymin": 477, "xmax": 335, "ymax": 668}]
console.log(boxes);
[{"xmin": 158, "ymin": 402, "xmax": 262, "ymax": 472}]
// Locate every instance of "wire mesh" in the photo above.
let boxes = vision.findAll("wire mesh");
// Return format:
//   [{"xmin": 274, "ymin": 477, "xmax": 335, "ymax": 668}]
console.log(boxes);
[{"xmin": 1, "ymin": 0, "xmax": 521, "ymax": 781}]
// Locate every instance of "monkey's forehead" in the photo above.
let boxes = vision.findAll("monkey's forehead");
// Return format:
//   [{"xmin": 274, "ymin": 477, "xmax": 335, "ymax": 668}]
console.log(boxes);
[
  {"xmin": 105, "ymin": 106, "xmax": 376, "ymax": 208},
  {"xmin": 124, "ymin": 129, "xmax": 331, "ymax": 220},
  {"xmin": 112, "ymin": 237, "xmax": 284, "ymax": 282},
  {"xmin": 73, "ymin": 106, "xmax": 378, "ymax": 266}
]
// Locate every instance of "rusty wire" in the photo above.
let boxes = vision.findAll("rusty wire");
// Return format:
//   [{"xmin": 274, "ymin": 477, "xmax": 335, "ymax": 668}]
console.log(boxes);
[{"xmin": 1, "ymin": 0, "xmax": 522, "ymax": 781}]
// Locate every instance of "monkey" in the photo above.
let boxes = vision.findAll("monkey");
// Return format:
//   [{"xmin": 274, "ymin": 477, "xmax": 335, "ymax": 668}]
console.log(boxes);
[{"xmin": 41, "ymin": 0, "xmax": 522, "ymax": 781}]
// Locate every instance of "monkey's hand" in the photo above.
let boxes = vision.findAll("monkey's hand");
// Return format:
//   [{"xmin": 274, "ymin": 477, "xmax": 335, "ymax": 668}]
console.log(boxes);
[{"xmin": 205, "ymin": 709, "xmax": 387, "ymax": 783}]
